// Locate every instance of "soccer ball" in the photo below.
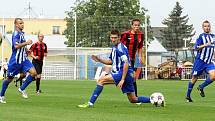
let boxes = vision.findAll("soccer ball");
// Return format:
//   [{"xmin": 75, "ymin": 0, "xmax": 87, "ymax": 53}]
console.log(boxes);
[{"xmin": 150, "ymin": 92, "xmax": 165, "ymax": 107}]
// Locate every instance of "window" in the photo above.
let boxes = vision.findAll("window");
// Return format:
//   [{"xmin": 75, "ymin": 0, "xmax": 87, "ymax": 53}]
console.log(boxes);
[{"xmin": 52, "ymin": 26, "xmax": 60, "ymax": 34}]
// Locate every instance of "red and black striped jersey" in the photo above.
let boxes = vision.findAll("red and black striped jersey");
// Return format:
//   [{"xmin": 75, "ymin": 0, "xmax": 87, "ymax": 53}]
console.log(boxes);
[
  {"xmin": 29, "ymin": 42, "xmax": 48, "ymax": 61},
  {"xmin": 120, "ymin": 31, "xmax": 144, "ymax": 60}
]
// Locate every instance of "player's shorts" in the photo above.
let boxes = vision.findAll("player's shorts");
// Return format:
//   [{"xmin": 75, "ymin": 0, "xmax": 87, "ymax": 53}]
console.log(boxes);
[
  {"xmin": 111, "ymin": 68, "xmax": 135, "ymax": 94},
  {"xmin": 192, "ymin": 59, "xmax": 215, "ymax": 76},
  {"xmin": 7, "ymin": 59, "xmax": 34, "ymax": 77},
  {"xmin": 32, "ymin": 59, "xmax": 43, "ymax": 74}
]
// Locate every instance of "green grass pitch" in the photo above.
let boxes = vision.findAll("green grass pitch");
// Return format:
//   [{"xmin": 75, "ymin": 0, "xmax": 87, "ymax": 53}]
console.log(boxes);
[{"xmin": 0, "ymin": 80, "xmax": 215, "ymax": 121}]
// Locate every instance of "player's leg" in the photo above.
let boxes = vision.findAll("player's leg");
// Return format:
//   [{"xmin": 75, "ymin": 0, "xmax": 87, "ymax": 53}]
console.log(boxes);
[
  {"xmin": 19, "ymin": 73, "xmax": 26, "ymax": 86},
  {"xmin": 198, "ymin": 63, "xmax": 215, "ymax": 97},
  {"xmin": 97, "ymin": 65, "xmax": 111, "ymax": 82},
  {"xmin": 121, "ymin": 71, "xmax": 150, "ymax": 104},
  {"xmin": 0, "ymin": 63, "xmax": 20, "ymax": 103},
  {"xmin": 131, "ymin": 60, "xmax": 138, "ymax": 97},
  {"xmin": 78, "ymin": 74, "xmax": 114, "ymax": 108},
  {"xmin": 186, "ymin": 59, "xmax": 204, "ymax": 102},
  {"xmin": 14, "ymin": 73, "xmax": 26, "ymax": 87},
  {"xmin": 35, "ymin": 61, "xmax": 43, "ymax": 94},
  {"xmin": 126, "ymin": 92, "xmax": 150, "ymax": 103},
  {"xmin": 32, "ymin": 60, "xmax": 41, "ymax": 93},
  {"xmin": 3, "ymin": 69, "xmax": 7, "ymax": 79},
  {"xmin": 20, "ymin": 68, "xmax": 37, "ymax": 91},
  {"xmin": 0, "ymin": 77, "xmax": 14, "ymax": 104},
  {"xmin": 36, "ymin": 74, "xmax": 42, "ymax": 94},
  {"xmin": 186, "ymin": 76, "xmax": 198, "ymax": 102},
  {"xmin": 19, "ymin": 60, "xmax": 37, "ymax": 98}
]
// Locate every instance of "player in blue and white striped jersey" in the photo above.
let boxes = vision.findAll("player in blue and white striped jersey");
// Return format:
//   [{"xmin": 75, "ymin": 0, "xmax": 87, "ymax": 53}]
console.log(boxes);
[
  {"xmin": 78, "ymin": 30, "xmax": 150, "ymax": 108},
  {"xmin": 0, "ymin": 18, "xmax": 37, "ymax": 103},
  {"xmin": 186, "ymin": 20, "xmax": 215, "ymax": 102}
]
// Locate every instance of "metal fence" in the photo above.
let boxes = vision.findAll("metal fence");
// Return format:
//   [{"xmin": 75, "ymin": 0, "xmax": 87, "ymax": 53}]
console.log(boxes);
[
  {"xmin": 41, "ymin": 47, "xmax": 111, "ymax": 80},
  {"xmin": 41, "ymin": 58, "xmax": 207, "ymax": 80}
]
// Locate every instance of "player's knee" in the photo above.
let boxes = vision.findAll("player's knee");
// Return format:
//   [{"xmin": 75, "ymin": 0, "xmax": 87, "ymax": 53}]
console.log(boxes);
[
  {"xmin": 37, "ymin": 74, "xmax": 41, "ymax": 79},
  {"xmin": 20, "ymin": 73, "xmax": 26, "ymax": 78},
  {"xmin": 128, "ymin": 97, "xmax": 137, "ymax": 103},
  {"xmin": 97, "ymin": 78, "xmax": 105, "ymax": 85},
  {"xmin": 31, "ymin": 72, "xmax": 37, "ymax": 77},
  {"xmin": 191, "ymin": 76, "xmax": 197, "ymax": 83},
  {"xmin": 210, "ymin": 76, "xmax": 215, "ymax": 80}
]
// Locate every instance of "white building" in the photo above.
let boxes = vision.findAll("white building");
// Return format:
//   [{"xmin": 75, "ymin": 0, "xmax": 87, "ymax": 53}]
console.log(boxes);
[{"xmin": 148, "ymin": 38, "xmax": 167, "ymax": 67}]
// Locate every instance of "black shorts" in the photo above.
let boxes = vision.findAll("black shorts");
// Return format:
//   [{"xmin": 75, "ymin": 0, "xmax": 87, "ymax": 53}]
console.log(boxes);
[
  {"xmin": 130, "ymin": 60, "xmax": 137, "ymax": 71},
  {"xmin": 32, "ymin": 59, "xmax": 43, "ymax": 74}
]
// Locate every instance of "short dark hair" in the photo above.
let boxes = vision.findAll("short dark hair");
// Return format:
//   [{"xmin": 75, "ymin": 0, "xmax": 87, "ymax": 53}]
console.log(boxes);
[
  {"xmin": 110, "ymin": 29, "xmax": 120, "ymax": 36},
  {"xmin": 131, "ymin": 18, "xmax": 141, "ymax": 25},
  {"xmin": 14, "ymin": 18, "xmax": 23, "ymax": 24},
  {"xmin": 202, "ymin": 20, "xmax": 210, "ymax": 25}
]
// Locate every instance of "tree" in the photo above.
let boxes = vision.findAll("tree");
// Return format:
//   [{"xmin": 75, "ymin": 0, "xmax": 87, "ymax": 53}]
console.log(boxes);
[
  {"xmin": 161, "ymin": 1, "xmax": 195, "ymax": 50},
  {"xmin": 64, "ymin": 0, "xmax": 152, "ymax": 47}
]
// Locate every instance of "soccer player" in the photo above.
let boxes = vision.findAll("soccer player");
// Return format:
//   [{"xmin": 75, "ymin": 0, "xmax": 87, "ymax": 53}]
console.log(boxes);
[
  {"xmin": 121, "ymin": 18, "xmax": 144, "ymax": 96},
  {"xmin": 0, "ymin": 18, "xmax": 37, "ymax": 103},
  {"xmin": 29, "ymin": 33, "xmax": 48, "ymax": 94},
  {"xmin": 186, "ymin": 20, "xmax": 215, "ymax": 102},
  {"xmin": 78, "ymin": 30, "xmax": 150, "ymax": 108}
]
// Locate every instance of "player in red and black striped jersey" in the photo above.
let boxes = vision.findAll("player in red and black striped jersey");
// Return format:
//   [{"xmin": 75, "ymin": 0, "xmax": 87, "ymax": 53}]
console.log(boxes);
[
  {"xmin": 121, "ymin": 19, "xmax": 144, "ymax": 97},
  {"xmin": 29, "ymin": 34, "xmax": 48, "ymax": 94}
]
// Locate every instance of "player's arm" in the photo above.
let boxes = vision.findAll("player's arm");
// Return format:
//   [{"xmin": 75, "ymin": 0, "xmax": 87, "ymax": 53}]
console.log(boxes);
[
  {"xmin": 30, "ymin": 52, "xmax": 38, "ymax": 59},
  {"xmin": 137, "ymin": 48, "xmax": 142, "ymax": 64},
  {"xmin": 28, "ymin": 44, "xmax": 37, "ymax": 59},
  {"xmin": 117, "ymin": 60, "xmax": 129, "ymax": 89},
  {"xmin": 25, "ymin": 48, "xmax": 31, "ymax": 56},
  {"xmin": 91, "ymin": 55, "xmax": 112, "ymax": 65},
  {"xmin": 195, "ymin": 42, "xmax": 211, "ymax": 50},
  {"xmin": 44, "ymin": 44, "xmax": 48, "ymax": 57},
  {"xmin": 194, "ymin": 36, "xmax": 211, "ymax": 50},
  {"xmin": 44, "ymin": 53, "xmax": 48, "ymax": 57},
  {"xmin": 14, "ymin": 39, "xmax": 32, "ymax": 49},
  {"xmin": 137, "ymin": 35, "xmax": 144, "ymax": 64},
  {"xmin": 117, "ymin": 51, "xmax": 129, "ymax": 88}
]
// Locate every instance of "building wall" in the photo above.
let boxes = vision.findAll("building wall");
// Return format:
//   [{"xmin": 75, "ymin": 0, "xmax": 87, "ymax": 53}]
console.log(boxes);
[
  {"xmin": 148, "ymin": 53, "xmax": 162, "ymax": 67},
  {"xmin": 0, "ymin": 38, "xmax": 12, "ymax": 61},
  {"xmin": 0, "ymin": 18, "xmax": 66, "ymax": 35}
]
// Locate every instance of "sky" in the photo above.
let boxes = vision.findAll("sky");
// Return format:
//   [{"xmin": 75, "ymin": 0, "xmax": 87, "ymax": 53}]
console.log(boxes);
[
  {"xmin": 1, "ymin": 0, "xmax": 215, "ymax": 38},
  {"xmin": 141, "ymin": 0, "xmax": 215, "ymax": 39}
]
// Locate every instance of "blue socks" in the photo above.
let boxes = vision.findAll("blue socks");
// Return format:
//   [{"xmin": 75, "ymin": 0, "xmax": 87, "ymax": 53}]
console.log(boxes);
[
  {"xmin": 0, "ymin": 80, "xmax": 10, "ymax": 96},
  {"xmin": 199, "ymin": 78, "xmax": 213, "ymax": 89},
  {"xmin": 186, "ymin": 81, "xmax": 194, "ymax": 97},
  {"xmin": 138, "ymin": 96, "xmax": 150, "ymax": 103},
  {"xmin": 20, "ymin": 75, "xmax": 34, "ymax": 91},
  {"xmin": 89, "ymin": 85, "xmax": 103, "ymax": 104}
]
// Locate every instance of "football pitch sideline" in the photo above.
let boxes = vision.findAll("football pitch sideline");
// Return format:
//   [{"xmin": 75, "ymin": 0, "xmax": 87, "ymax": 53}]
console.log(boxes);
[{"xmin": 0, "ymin": 80, "xmax": 214, "ymax": 121}]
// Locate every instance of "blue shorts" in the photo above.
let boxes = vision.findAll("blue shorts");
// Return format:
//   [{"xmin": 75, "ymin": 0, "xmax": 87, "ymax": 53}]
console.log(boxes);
[
  {"xmin": 192, "ymin": 59, "xmax": 215, "ymax": 76},
  {"xmin": 7, "ymin": 59, "xmax": 34, "ymax": 77},
  {"xmin": 111, "ymin": 69, "xmax": 135, "ymax": 94}
]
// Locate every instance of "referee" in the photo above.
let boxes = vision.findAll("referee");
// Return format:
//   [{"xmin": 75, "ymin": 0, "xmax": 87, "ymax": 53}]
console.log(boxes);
[{"xmin": 29, "ymin": 34, "xmax": 48, "ymax": 94}]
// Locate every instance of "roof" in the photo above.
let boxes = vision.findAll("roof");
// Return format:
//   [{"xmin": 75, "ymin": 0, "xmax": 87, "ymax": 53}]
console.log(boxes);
[
  {"xmin": 148, "ymin": 38, "xmax": 167, "ymax": 53},
  {"xmin": 6, "ymin": 34, "xmax": 68, "ymax": 49},
  {"xmin": 151, "ymin": 27, "xmax": 166, "ymax": 39}
]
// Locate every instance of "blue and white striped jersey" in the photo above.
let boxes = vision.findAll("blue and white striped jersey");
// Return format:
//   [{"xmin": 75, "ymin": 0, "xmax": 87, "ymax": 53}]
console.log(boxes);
[
  {"xmin": 109, "ymin": 42, "xmax": 132, "ymax": 73},
  {"xmin": 194, "ymin": 33, "xmax": 215, "ymax": 64},
  {"xmin": 10, "ymin": 30, "xmax": 28, "ymax": 64}
]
